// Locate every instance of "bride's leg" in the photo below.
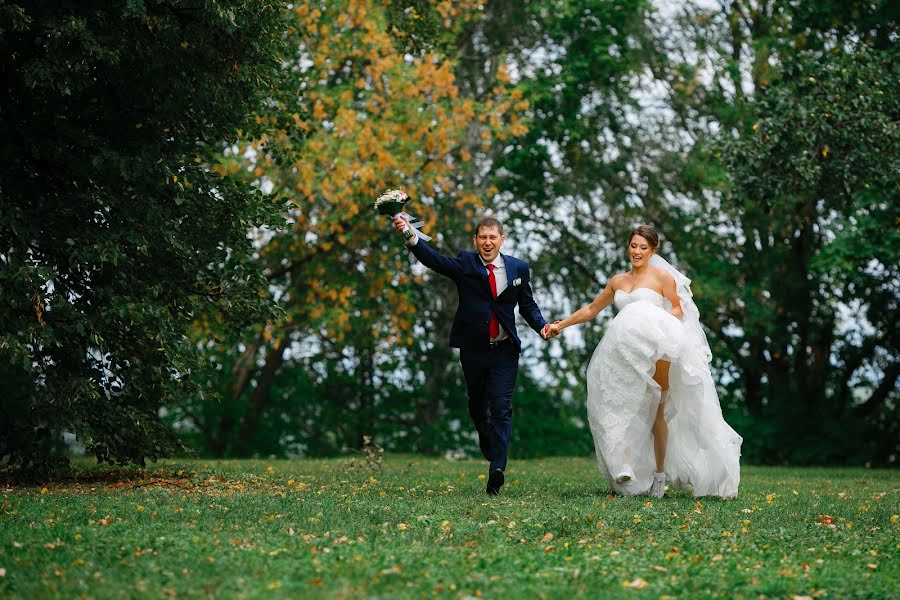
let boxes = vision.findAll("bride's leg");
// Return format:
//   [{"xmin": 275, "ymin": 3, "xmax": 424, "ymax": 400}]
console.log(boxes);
[{"xmin": 651, "ymin": 360, "xmax": 670, "ymax": 472}]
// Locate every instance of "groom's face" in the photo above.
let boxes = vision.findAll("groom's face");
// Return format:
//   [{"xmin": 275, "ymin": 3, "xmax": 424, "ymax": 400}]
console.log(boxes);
[{"xmin": 474, "ymin": 226, "xmax": 505, "ymax": 263}]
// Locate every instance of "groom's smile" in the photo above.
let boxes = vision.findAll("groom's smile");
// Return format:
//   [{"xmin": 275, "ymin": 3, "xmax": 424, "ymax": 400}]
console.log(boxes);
[{"xmin": 474, "ymin": 226, "xmax": 505, "ymax": 263}]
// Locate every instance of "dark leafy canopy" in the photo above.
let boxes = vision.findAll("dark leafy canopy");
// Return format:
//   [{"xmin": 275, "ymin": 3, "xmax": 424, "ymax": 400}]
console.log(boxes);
[
  {"xmin": 0, "ymin": 1, "xmax": 286, "ymax": 474},
  {"xmin": 466, "ymin": 1, "xmax": 899, "ymax": 464},
  {"xmin": 638, "ymin": 1, "xmax": 900, "ymax": 465},
  {"xmin": 712, "ymin": 46, "xmax": 900, "ymax": 463}
]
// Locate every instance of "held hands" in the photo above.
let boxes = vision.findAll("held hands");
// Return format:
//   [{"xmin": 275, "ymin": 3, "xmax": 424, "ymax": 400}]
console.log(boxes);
[{"xmin": 541, "ymin": 321, "xmax": 562, "ymax": 340}]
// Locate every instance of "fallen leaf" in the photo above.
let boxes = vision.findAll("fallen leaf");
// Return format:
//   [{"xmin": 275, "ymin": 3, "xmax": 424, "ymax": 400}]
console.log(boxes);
[
  {"xmin": 623, "ymin": 578, "xmax": 648, "ymax": 589},
  {"xmin": 541, "ymin": 532, "xmax": 554, "ymax": 543}
]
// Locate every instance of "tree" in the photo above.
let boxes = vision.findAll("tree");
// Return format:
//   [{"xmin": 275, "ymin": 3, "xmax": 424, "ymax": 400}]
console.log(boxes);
[
  {"xmin": 633, "ymin": 1, "xmax": 898, "ymax": 463},
  {"xmin": 171, "ymin": 0, "xmax": 533, "ymax": 457},
  {"xmin": 0, "ymin": 1, "xmax": 286, "ymax": 474},
  {"xmin": 713, "ymin": 46, "xmax": 899, "ymax": 463}
]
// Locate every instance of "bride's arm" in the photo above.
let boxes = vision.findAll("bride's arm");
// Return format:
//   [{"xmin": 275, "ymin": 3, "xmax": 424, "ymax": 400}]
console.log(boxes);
[
  {"xmin": 661, "ymin": 272, "xmax": 684, "ymax": 320},
  {"xmin": 554, "ymin": 278, "xmax": 618, "ymax": 332}
]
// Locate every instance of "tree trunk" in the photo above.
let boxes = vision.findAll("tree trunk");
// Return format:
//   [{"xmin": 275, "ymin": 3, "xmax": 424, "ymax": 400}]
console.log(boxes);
[{"xmin": 235, "ymin": 336, "xmax": 287, "ymax": 453}]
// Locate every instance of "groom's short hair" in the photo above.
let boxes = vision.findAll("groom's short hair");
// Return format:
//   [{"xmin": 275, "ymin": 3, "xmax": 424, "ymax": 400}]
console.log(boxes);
[{"xmin": 475, "ymin": 216, "xmax": 504, "ymax": 236}]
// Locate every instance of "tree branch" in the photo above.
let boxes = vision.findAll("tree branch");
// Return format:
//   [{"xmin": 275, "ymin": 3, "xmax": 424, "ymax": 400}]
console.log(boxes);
[{"xmin": 851, "ymin": 362, "xmax": 900, "ymax": 419}]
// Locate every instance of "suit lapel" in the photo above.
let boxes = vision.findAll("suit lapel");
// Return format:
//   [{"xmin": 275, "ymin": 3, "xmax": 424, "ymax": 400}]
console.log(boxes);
[
  {"xmin": 502, "ymin": 254, "xmax": 514, "ymax": 290},
  {"xmin": 472, "ymin": 253, "xmax": 492, "ymax": 298},
  {"xmin": 496, "ymin": 254, "xmax": 516, "ymax": 299}
]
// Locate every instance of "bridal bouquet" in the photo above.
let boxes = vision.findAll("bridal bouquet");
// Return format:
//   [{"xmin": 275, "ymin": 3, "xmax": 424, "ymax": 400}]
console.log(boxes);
[{"xmin": 375, "ymin": 189, "xmax": 432, "ymax": 241}]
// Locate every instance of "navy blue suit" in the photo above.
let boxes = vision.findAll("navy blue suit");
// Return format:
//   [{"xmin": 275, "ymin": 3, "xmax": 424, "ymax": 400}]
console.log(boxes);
[{"xmin": 408, "ymin": 239, "xmax": 548, "ymax": 471}]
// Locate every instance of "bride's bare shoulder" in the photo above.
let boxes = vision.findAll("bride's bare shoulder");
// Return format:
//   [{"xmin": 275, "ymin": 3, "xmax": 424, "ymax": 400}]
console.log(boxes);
[
  {"xmin": 651, "ymin": 265, "xmax": 676, "ymax": 284},
  {"xmin": 608, "ymin": 273, "xmax": 628, "ymax": 290}
]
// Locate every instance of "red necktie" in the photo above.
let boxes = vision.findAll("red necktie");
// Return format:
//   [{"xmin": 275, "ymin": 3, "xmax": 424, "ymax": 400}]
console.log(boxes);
[{"xmin": 487, "ymin": 264, "xmax": 500, "ymax": 339}]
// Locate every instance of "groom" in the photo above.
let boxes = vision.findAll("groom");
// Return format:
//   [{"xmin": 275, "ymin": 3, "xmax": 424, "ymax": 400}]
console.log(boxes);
[{"xmin": 392, "ymin": 214, "xmax": 551, "ymax": 495}]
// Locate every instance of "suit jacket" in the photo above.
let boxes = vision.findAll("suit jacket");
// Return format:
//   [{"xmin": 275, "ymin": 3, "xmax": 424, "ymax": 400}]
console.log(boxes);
[{"xmin": 408, "ymin": 239, "xmax": 547, "ymax": 350}]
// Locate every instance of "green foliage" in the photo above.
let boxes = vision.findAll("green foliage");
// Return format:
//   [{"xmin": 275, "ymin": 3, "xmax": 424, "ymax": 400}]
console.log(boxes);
[
  {"xmin": 0, "ymin": 2, "xmax": 286, "ymax": 475},
  {"xmin": 511, "ymin": 375, "xmax": 595, "ymax": 458},
  {"xmin": 710, "ymin": 45, "xmax": 899, "ymax": 463},
  {"xmin": 163, "ymin": 0, "xmax": 559, "ymax": 460},
  {"xmin": 486, "ymin": 0, "xmax": 898, "ymax": 465},
  {"xmin": 1, "ymin": 458, "xmax": 897, "ymax": 597}
]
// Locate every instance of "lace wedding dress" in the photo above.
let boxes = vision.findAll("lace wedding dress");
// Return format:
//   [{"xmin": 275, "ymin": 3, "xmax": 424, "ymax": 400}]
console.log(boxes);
[{"xmin": 585, "ymin": 255, "xmax": 742, "ymax": 498}]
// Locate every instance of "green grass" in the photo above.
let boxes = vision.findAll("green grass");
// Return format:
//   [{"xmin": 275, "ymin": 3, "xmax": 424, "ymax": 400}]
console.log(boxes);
[{"xmin": 1, "ymin": 457, "xmax": 897, "ymax": 599}]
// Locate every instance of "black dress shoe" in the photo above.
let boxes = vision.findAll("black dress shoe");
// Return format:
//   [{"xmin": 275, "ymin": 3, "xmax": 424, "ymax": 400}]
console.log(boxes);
[{"xmin": 486, "ymin": 468, "xmax": 505, "ymax": 496}]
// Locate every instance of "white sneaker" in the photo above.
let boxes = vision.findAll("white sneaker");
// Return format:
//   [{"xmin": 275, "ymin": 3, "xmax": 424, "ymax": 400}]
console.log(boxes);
[
  {"xmin": 615, "ymin": 465, "xmax": 635, "ymax": 484},
  {"xmin": 649, "ymin": 472, "xmax": 666, "ymax": 498}
]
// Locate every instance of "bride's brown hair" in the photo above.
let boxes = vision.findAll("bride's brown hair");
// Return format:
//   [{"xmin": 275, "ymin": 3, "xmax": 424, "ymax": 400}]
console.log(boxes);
[{"xmin": 628, "ymin": 224, "xmax": 659, "ymax": 249}]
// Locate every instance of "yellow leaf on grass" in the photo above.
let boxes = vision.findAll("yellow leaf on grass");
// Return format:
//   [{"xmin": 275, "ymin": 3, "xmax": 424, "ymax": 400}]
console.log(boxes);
[
  {"xmin": 541, "ymin": 532, "xmax": 554, "ymax": 543},
  {"xmin": 622, "ymin": 578, "xmax": 648, "ymax": 589}
]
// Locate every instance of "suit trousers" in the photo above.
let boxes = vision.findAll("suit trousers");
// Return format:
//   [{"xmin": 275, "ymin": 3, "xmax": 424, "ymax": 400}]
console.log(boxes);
[{"xmin": 459, "ymin": 340, "xmax": 519, "ymax": 471}]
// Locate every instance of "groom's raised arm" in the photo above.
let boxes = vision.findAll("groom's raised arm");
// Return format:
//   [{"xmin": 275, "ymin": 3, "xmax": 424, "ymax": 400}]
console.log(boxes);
[
  {"xmin": 516, "ymin": 263, "xmax": 548, "ymax": 335},
  {"xmin": 393, "ymin": 215, "xmax": 463, "ymax": 281}
]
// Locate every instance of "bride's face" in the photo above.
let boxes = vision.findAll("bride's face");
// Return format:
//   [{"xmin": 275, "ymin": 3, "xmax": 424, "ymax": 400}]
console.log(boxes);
[{"xmin": 628, "ymin": 235, "xmax": 655, "ymax": 268}]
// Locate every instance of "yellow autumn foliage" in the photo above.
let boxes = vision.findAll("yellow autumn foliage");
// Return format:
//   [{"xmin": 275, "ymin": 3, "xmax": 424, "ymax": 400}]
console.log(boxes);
[{"xmin": 206, "ymin": 0, "xmax": 529, "ymax": 347}]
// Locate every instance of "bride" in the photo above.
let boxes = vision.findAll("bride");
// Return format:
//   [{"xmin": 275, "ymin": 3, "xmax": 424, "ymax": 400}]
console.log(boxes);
[{"xmin": 547, "ymin": 225, "xmax": 742, "ymax": 498}]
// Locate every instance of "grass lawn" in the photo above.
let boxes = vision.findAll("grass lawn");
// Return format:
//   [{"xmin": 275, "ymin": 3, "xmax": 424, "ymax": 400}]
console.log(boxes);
[{"xmin": 1, "ymin": 456, "xmax": 897, "ymax": 598}]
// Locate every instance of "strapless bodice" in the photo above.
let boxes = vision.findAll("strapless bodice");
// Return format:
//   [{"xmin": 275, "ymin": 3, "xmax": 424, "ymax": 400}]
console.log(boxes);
[{"xmin": 613, "ymin": 287, "xmax": 665, "ymax": 310}]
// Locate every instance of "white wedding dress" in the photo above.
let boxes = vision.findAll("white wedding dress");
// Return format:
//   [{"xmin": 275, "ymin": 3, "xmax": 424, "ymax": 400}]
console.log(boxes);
[{"xmin": 585, "ymin": 255, "xmax": 742, "ymax": 498}]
